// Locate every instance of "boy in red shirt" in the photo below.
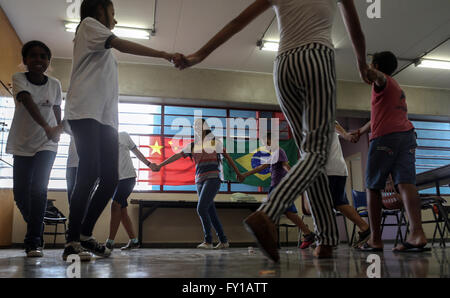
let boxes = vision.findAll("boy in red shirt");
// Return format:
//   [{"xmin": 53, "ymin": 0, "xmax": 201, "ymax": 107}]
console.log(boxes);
[{"xmin": 354, "ymin": 52, "xmax": 428, "ymax": 252}]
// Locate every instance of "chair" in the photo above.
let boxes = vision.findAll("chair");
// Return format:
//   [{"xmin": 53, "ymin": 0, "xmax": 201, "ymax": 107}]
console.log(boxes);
[
  {"xmin": 349, "ymin": 190, "xmax": 369, "ymax": 246},
  {"xmin": 43, "ymin": 204, "xmax": 67, "ymax": 248}
]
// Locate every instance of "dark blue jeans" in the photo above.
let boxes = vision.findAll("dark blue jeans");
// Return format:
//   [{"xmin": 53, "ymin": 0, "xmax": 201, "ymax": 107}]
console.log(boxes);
[
  {"xmin": 13, "ymin": 150, "xmax": 56, "ymax": 248},
  {"xmin": 196, "ymin": 178, "xmax": 227, "ymax": 244}
]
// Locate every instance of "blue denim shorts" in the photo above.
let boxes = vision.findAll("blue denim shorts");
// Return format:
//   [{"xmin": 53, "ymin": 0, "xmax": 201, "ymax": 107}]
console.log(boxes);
[
  {"xmin": 366, "ymin": 129, "xmax": 417, "ymax": 190},
  {"xmin": 269, "ymin": 186, "xmax": 298, "ymax": 213}
]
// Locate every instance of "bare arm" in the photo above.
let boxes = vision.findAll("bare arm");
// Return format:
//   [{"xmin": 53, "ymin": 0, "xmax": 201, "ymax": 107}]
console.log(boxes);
[
  {"xmin": 110, "ymin": 38, "xmax": 174, "ymax": 62},
  {"xmin": 131, "ymin": 147, "xmax": 152, "ymax": 167},
  {"xmin": 223, "ymin": 152, "xmax": 244, "ymax": 178},
  {"xmin": 19, "ymin": 93, "xmax": 60, "ymax": 142},
  {"xmin": 359, "ymin": 120, "xmax": 371, "ymax": 135},
  {"xmin": 175, "ymin": 0, "xmax": 271, "ymax": 69},
  {"xmin": 367, "ymin": 68, "xmax": 387, "ymax": 87},
  {"xmin": 243, "ymin": 163, "xmax": 270, "ymax": 177},
  {"xmin": 158, "ymin": 152, "xmax": 184, "ymax": 168},
  {"xmin": 53, "ymin": 105, "xmax": 61, "ymax": 125},
  {"xmin": 338, "ymin": 0, "xmax": 369, "ymax": 83},
  {"xmin": 335, "ymin": 121, "xmax": 355, "ymax": 142},
  {"xmin": 283, "ymin": 162, "xmax": 291, "ymax": 172}
]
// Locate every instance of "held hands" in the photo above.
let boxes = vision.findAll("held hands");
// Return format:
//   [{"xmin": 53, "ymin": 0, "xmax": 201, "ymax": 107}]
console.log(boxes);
[
  {"xmin": 149, "ymin": 163, "xmax": 161, "ymax": 172},
  {"xmin": 348, "ymin": 130, "xmax": 361, "ymax": 143},
  {"xmin": 170, "ymin": 52, "xmax": 205, "ymax": 70},
  {"xmin": 358, "ymin": 63, "xmax": 372, "ymax": 85},
  {"xmin": 237, "ymin": 172, "xmax": 246, "ymax": 183},
  {"xmin": 45, "ymin": 124, "xmax": 63, "ymax": 143}
]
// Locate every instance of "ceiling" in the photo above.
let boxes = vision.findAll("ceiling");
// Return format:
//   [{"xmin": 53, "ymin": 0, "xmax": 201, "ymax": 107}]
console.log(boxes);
[{"xmin": 1, "ymin": 0, "xmax": 450, "ymax": 89}]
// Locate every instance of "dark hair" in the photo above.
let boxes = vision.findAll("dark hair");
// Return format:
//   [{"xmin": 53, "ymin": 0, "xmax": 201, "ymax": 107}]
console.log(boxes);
[
  {"xmin": 77, "ymin": 0, "xmax": 113, "ymax": 33},
  {"xmin": 22, "ymin": 41, "xmax": 52, "ymax": 61},
  {"xmin": 372, "ymin": 51, "xmax": 398, "ymax": 76}
]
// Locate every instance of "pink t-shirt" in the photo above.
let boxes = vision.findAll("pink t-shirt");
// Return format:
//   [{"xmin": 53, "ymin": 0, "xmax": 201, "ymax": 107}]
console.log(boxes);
[{"xmin": 370, "ymin": 75, "xmax": 414, "ymax": 140}]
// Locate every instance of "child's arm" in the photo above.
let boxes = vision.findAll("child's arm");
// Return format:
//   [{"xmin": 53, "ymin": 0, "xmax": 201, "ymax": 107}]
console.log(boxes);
[
  {"xmin": 367, "ymin": 68, "xmax": 387, "ymax": 88},
  {"xmin": 283, "ymin": 162, "xmax": 291, "ymax": 172},
  {"xmin": 174, "ymin": 0, "xmax": 271, "ymax": 69},
  {"xmin": 338, "ymin": 0, "xmax": 369, "ymax": 84},
  {"xmin": 240, "ymin": 163, "xmax": 270, "ymax": 182},
  {"xmin": 350, "ymin": 120, "xmax": 371, "ymax": 143},
  {"xmin": 18, "ymin": 93, "xmax": 61, "ymax": 142},
  {"xmin": 335, "ymin": 121, "xmax": 355, "ymax": 142},
  {"xmin": 53, "ymin": 105, "xmax": 61, "ymax": 125},
  {"xmin": 155, "ymin": 152, "xmax": 184, "ymax": 171},
  {"xmin": 223, "ymin": 152, "xmax": 245, "ymax": 181},
  {"xmin": 110, "ymin": 38, "xmax": 175, "ymax": 62},
  {"xmin": 131, "ymin": 146, "xmax": 155, "ymax": 169}
]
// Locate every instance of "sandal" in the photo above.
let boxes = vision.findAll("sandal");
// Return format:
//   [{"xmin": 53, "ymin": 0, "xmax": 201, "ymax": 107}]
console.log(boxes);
[{"xmin": 392, "ymin": 242, "xmax": 431, "ymax": 253}]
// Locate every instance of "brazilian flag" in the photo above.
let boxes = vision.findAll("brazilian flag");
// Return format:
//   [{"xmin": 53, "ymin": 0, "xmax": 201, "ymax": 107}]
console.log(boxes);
[{"xmin": 223, "ymin": 139, "xmax": 299, "ymax": 187}]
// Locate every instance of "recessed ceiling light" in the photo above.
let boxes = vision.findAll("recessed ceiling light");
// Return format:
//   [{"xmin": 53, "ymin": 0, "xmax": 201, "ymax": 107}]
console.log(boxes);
[{"xmin": 64, "ymin": 22, "xmax": 151, "ymax": 40}]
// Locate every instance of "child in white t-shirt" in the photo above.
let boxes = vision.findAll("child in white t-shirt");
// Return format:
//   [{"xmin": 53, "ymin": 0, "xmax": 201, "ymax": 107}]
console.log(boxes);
[
  {"xmin": 105, "ymin": 132, "xmax": 155, "ymax": 251},
  {"xmin": 7, "ymin": 40, "xmax": 63, "ymax": 258},
  {"xmin": 63, "ymin": 0, "xmax": 180, "ymax": 261}
]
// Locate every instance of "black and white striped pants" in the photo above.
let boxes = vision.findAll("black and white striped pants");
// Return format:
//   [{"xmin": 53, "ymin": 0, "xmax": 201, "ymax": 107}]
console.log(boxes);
[{"xmin": 261, "ymin": 43, "xmax": 339, "ymax": 246}]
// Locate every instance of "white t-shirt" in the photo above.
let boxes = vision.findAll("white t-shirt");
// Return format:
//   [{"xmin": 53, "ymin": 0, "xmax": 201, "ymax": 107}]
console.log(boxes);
[
  {"xmin": 6, "ymin": 72, "xmax": 62, "ymax": 156},
  {"xmin": 118, "ymin": 132, "xmax": 137, "ymax": 180},
  {"xmin": 269, "ymin": 0, "xmax": 336, "ymax": 54},
  {"xmin": 65, "ymin": 17, "xmax": 119, "ymax": 129},
  {"xmin": 325, "ymin": 132, "xmax": 348, "ymax": 177},
  {"xmin": 67, "ymin": 137, "xmax": 79, "ymax": 168}
]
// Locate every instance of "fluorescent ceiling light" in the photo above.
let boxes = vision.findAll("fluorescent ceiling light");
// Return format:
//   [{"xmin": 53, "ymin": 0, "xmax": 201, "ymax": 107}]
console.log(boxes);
[
  {"xmin": 65, "ymin": 22, "xmax": 151, "ymax": 40},
  {"xmin": 258, "ymin": 40, "xmax": 279, "ymax": 52},
  {"xmin": 416, "ymin": 59, "xmax": 450, "ymax": 70}
]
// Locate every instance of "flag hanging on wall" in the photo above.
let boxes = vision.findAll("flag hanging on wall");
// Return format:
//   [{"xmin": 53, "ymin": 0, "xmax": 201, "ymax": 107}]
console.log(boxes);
[{"xmin": 223, "ymin": 139, "xmax": 299, "ymax": 187}]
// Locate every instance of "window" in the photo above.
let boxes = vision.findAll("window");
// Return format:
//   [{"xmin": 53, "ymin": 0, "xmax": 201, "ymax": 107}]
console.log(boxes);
[
  {"xmin": 413, "ymin": 120, "xmax": 450, "ymax": 195},
  {"xmin": 0, "ymin": 96, "xmax": 291, "ymax": 194}
]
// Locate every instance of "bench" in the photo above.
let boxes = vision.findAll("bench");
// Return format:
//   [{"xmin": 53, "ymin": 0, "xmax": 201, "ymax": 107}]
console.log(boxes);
[{"xmin": 130, "ymin": 199, "xmax": 261, "ymax": 245}]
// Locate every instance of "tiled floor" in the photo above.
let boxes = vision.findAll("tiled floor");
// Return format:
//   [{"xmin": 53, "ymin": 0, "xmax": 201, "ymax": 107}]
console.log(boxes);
[{"xmin": 0, "ymin": 244, "xmax": 448, "ymax": 278}]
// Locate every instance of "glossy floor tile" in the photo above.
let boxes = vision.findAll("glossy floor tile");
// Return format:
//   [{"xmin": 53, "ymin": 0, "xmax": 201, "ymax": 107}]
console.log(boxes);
[{"xmin": 0, "ymin": 244, "xmax": 448, "ymax": 278}]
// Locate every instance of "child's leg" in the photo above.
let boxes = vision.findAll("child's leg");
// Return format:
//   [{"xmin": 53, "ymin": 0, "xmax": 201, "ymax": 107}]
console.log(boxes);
[
  {"xmin": 366, "ymin": 189, "xmax": 383, "ymax": 247},
  {"xmin": 121, "ymin": 208, "xmax": 136, "ymax": 239},
  {"xmin": 13, "ymin": 155, "xmax": 34, "ymax": 224},
  {"xmin": 392, "ymin": 129, "xmax": 426, "ymax": 248},
  {"xmin": 108, "ymin": 178, "xmax": 136, "ymax": 241},
  {"xmin": 259, "ymin": 45, "xmax": 338, "ymax": 247},
  {"xmin": 284, "ymin": 211, "xmax": 311, "ymax": 235},
  {"xmin": 66, "ymin": 119, "xmax": 102, "ymax": 242},
  {"xmin": 336, "ymin": 205, "xmax": 369, "ymax": 231},
  {"xmin": 81, "ymin": 124, "xmax": 119, "ymax": 237},
  {"xmin": 205, "ymin": 180, "xmax": 227, "ymax": 243},
  {"xmin": 196, "ymin": 179, "xmax": 221, "ymax": 244},
  {"xmin": 66, "ymin": 167, "xmax": 77, "ymax": 206},
  {"xmin": 28, "ymin": 151, "xmax": 56, "ymax": 248}
]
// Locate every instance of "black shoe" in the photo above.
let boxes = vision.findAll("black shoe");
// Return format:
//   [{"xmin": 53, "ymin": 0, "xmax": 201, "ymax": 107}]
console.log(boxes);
[
  {"xmin": 120, "ymin": 240, "xmax": 140, "ymax": 250},
  {"xmin": 62, "ymin": 242, "xmax": 92, "ymax": 262},
  {"xmin": 81, "ymin": 237, "xmax": 112, "ymax": 258},
  {"xmin": 353, "ymin": 228, "xmax": 371, "ymax": 248}
]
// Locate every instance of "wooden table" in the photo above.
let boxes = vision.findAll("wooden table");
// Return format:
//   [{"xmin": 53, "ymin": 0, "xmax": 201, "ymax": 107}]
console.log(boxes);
[{"xmin": 130, "ymin": 199, "xmax": 261, "ymax": 245}]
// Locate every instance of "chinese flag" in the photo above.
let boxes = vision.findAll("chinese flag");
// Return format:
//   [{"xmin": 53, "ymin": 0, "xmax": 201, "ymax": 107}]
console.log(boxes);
[{"xmin": 137, "ymin": 137, "xmax": 196, "ymax": 185}]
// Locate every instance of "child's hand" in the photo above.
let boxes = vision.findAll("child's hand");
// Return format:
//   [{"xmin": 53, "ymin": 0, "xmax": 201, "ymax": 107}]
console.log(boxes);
[
  {"xmin": 45, "ymin": 125, "xmax": 62, "ymax": 143},
  {"xmin": 237, "ymin": 173, "xmax": 246, "ymax": 183},
  {"xmin": 174, "ymin": 52, "xmax": 205, "ymax": 70},
  {"xmin": 349, "ymin": 130, "xmax": 361, "ymax": 143},
  {"xmin": 150, "ymin": 163, "xmax": 161, "ymax": 172},
  {"xmin": 358, "ymin": 63, "xmax": 372, "ymax": 85}
]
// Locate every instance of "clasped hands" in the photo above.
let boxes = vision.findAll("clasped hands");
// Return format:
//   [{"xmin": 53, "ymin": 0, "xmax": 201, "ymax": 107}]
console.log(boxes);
[{"xmin": 164, "ymin": 52, "xmax": 205, "ymax": 70}]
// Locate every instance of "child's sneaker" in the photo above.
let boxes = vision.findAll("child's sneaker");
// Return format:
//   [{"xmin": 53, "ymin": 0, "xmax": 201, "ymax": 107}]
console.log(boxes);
[
  {"xmin": 197, "ymin": 242, "xmax": 213, "ymax": 249},
  {"xmin": 25, "ymin": 246, "xmax": 43, "ymax": 258},
  {"xmin": 214, "ymin": 242, "xmax": 230, "ymax": 249},
  {"xmin": 120, "ymin": 240, "xmax": 140, "ymax": 250},
  {"xmin": 80, "ymin": 237, "xmax": 111, "ymax": 258},
  {"xmin": 105, "ymin": 241, "xmax": 114, "ymax": 252},
  {"xmin": 62, "ymin": 242, "xmax": 92, "ymax": 262},
  {"xmin": 299, "ymin": 232, "xmax": 315, "ymax": 249}
]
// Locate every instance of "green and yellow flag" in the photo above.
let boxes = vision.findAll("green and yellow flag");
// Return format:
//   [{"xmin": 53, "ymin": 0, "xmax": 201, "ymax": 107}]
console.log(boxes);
[{"xmin": 223, "ymin": 139, "xmax": 299, "ymax": 187}]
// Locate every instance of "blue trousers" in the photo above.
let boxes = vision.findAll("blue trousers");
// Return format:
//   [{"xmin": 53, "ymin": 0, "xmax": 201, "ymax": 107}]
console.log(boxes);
[
  {"xmin": 196, "ymin": 178, "xmax": 227, "ymax": 244},
  {"xmin": 13, "ymin": 150, "xmax": 56, "ymax": 248}
]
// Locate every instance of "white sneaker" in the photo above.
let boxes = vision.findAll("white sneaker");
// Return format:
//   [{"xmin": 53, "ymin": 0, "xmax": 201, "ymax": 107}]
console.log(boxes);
[
  {"xmin": 197, "ymin": 242, "xmax": 213, "ymax": 249},
  {"xmin": 214, "ymin": 242, "xmax": 230, "ymax": 249}
]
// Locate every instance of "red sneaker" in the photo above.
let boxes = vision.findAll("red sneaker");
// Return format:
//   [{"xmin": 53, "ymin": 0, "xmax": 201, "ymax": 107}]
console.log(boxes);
[{"xmin": 299, "ymin": 232, "xmax": 315, "ymax": 249}]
